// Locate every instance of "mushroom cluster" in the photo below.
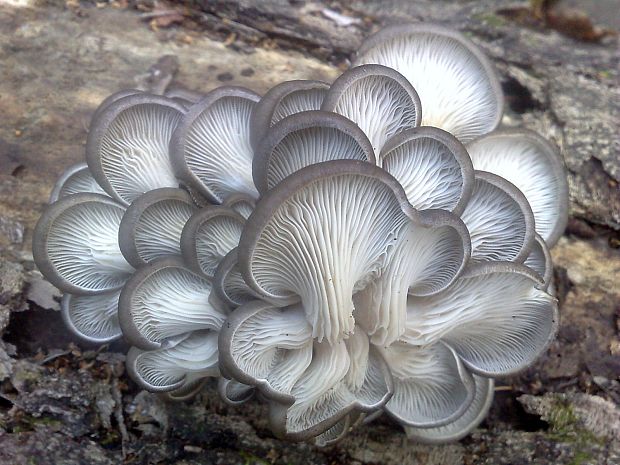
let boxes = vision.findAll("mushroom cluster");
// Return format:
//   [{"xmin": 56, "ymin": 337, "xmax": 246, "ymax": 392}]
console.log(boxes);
[{"xmin": 33, "ymin": 23, "xmax": 568, "ymax": 445}]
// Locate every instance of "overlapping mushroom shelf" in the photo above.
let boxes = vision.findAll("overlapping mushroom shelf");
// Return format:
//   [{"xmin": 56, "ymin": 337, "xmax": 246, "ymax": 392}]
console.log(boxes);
[{"xmin": 32, "ymin": 23, "xmax": 567, "ymax": 446}]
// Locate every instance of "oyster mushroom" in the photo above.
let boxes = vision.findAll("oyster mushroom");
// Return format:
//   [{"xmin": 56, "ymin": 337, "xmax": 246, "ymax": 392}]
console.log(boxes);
[
  {"xmin": 467, "ymin": 129, "xmax": 569, "ymax": 246},
  {"xmin": 118, "ymin": 257, "xmax": 225, "ymax": 351},
  {"xmin": 118, "ymin": 188, "xmax": 196, "ymax": 268},
  {"xmin": 49, "ymin": 162, "xmax": 106, "ymax": 203},
  {"xmin": 86, "ymin": 93, "xmax": 185, "ymax": 206},
  {"xmin": 33, "ymin": 193, "xmax": 133, "ymax": 295},
  {"xmin": 252, "ymin": 110, "xmax": 375, "ymax": 194},
  {"xmin": 250, "ymin": 80, "xmax": 330, "ymax": 150},
  {"xmin": 61, "ymin": 291, "xmax": 122, "ymax": 343},
  {"xmin": 354, "ymin": 23, "xmax": 503, "ymax": 143},
  {"xmin": 321, "ymin": 64, "xmax": 422, "ymax": 155},
  {"xmin": 127, "ymin": 330, "xmax": 220, "ymax": 392},
  {"xmin": 170, "ymin": 86, "xmax": 261, "ymax": 203}
]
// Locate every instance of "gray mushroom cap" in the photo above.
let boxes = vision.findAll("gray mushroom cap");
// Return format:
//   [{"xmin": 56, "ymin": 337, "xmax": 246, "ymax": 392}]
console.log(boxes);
[
  {"xmin": 321, "ymin": 64, "xmax": 422, "ymax": 155},
  {"xmin": 33, "ymin": 193, "xmax": 133, "ymax": 295},
  {"xmin": 118, "ymin": 187, "xmax": 196, "ymax": 268},
  {"xmin": 250, "ymin": 79, "xmax": 330, "ymax": 151},
  {"xmin": 252, "ymin": 110, "xmax": 376, "ymax": 194},
  {"xmin": 48, "ymin": 162, "xmax": 106, "ymax": 203},
  {"xmin": 86, "ymin": 93, "xmax": 185, "ymax": 206},
  {"xmin": 169, "ymin": 86, "xmax": 261, "ymax": 204},
  {"xmin": 354, "ymin": 23, "xmax": 503, "ymax": 143}
]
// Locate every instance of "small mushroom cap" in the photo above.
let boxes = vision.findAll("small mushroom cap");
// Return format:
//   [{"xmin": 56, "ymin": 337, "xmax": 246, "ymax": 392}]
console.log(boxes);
[
  {"xmin": 524, "ymin": 233, "xmax": 553, "ymax": 292},
  {"xmin": 354, "ymin": 23, "xmax": 503, "ymax": 143},
  {"xmin": 118, "ymin": 256, "xmax": 226, "ymax": 351},
  {"xmin": 61, "ymin": 291, "xmax": 122, "ymax": 343},
  {"xmin": 222, "ymin": 193, "xmax": 256, "ymax": 219},
  {"xmin": 218, "ymin": 377, "xmax": 255, "ymax": 405},
  {"xmin": 250, "ymin": 80, "xmax": 330, "ymax": 150},
  {"xmin": 379, "ymin": 126, "xmax": 474, "ymax": 215},
  {"xmin": 467, "ymin": 129, "xmax": 569, "ymax": 247},
  {"xmin": 49, "ymin": 163, "xmax": 106, "ymax": 203},
  {"xmin": 213, "ymin": 248, "xmax": 258, "ymax": 308},
  {"xmin": 380, "ymin": 342, "xmax": 475, "ymax": 427},
  {"xmin": 33, "ymin": 193, "xmax": 133, "ymax": 295},
  {"xmin": 321, "ymin": 64, "xmax": 422, "ymax": 155},
  {"xmin": 118, "ymin": 188, "xmax": 196, "ymax": 268},
  {"xmin": 180, "ymin": 206, "xmax": 246, "ymax": 279},
  {"xmin": 126, "ymin": 330, "xmax": 220, "ymax": 393},
  {"xmin": 86, "ymin": 93, "xmax": 185, "ymax": 206},
  {"xmin": 404, "ymin": 375, "xmax": 494, "ymax": 444},
  {"xmin": 460, "ymin": 171, "xmax": 536, "ymax": 264},
  {"xmin": 403, "ymin": 262, "xmax": 559, "ymax": 377},
  {"xmin": 169, "ymin": 86, "xmax": 261, "ymax": 204},
  {"xmin": 252, "ymin": 110, "xmax": 375, "ymax": 194},
  {"xmin": 161, "ymin": 377, "xmax": 208, "ymax": 402}
]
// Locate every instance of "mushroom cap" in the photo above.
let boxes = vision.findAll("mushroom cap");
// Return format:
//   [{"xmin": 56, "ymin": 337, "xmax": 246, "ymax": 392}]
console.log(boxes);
[
  {"xmin": 239, "ymin": 159, "xmax": 419, "ymax": 344},
  {"xmin": 33, "ymin": 193, "xmax": 133, "ymax": 295},
  {"xmin": 222, "ymin": 193, "xmax": 256, "ymax": 219},
  {"xmin": 126, "ymin": 330, "xmax": 220, "ymax": 392},
  {"xmin": 404, "ymin": 262, "xmax": 559, "ymax": 377},
  {"xmin": 460, "ymin": 171, "xmax": 536, "ymax": 264},
  {"xmin": 180, "ymin": 206, "xmax": 246, "ymax": 279},
  {"xmin": 219, "ymin": 301, "xmax": 393, "ymax": 440},
  {"xmin": 213, "ymin": 248, "xmax": 258, "ymax": 308},
  {"xmin": 250, "ymin": 80, "xmax": 330, "ymax": 150},
  {"xmin": 524, "ymin": 233, "xmax": 553, "ymax": 291},
  {"xmin": 86, "ymin": 93, "xmax": 185, "ymax": 206},
  {"xmin": 379, "ymin": 126, "xmax": 474, "ymax": 215},
  {"xmin": 354, "ymin": 23, "xmax": 503, "ymax": 143},
  {"xmin": 404, "ymin": 375, "xmax": 494, "ymax": 444},
  {"xmin": 118, "ymin": 256, "xmax": 226, "ymax": 351},
  {"xmin": 61, "ymin": 291, "xmax": 122, "ymax": 343},
  {"xmin": 49, "ymin": 162, "xmax": 106, "ymax": 203},
  {"xmin": 380, "ymin": 342, "xmax": 475, "ymax": 427},
  {"xmin": 321, "ymin": 64, "xmax": 422, "ymax": 155},
  {"xmin": 118, "ymin": 188, "xmax": 196, "ymax": 268},
  {"xmin": 169, "ymin": 86, "xmax": 261, "ymax": 204},
  {"xmin": 252, "ymin": 110, "xmax": 375, "ymax": 194},
  {"xmin": 467, "ymin": 129, "xmax": 569, "ymax": 246}
]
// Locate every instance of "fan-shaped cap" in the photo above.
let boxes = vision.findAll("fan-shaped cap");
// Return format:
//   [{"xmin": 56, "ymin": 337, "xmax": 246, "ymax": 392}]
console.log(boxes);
[
  {"xmin": 33, "ymin": 193, "xmax": 133, "ymax": 295},
  {"xmin": 404, "ymin": 375, "xmax": 494, "ymax": 443},
  {"xmin": 354, "ymin": 23, "xmax": 503, "ymax": 143},
  {"xmin": 524, "ymin": 233, "xmax": 553, "ymax": 291},
  {"xmin": 126, "ymin": 330, "xmax": 220, "ymax": 392},
  {"xmin": 252, "ymin": 110, "xmax": 376, "ymax": 194},
  {"xmin": 213, "ymin": 248, "xmax": 258, "ymax": 308},
  {"xmin": 467, "ymin": 129, "xmax": 569, "ymax": 246},
  {"xmin": 222, "ymin": 193, "xmax": 256, "ymax": 219},
  {"xmin": 90, "ymin": 89, "xmax": 142, "ymax": 125},
  {"xmin": 379, "ymin": 126, "xmax": 474, "ymax": 214},
  {"xmin": 61, "ymin": 291, "xmax": 122, "ymax": 343},
  {"xmin": 165, "ymin": 87, "xmax": 205, "ymax": 105},
  {"xmin": 118, "ymin": 257, "xmax": 226, "ymax": 351},
  {"xmin": 180, "ymin": 206, "xmax": 246, "ymax": 279},
  {"xmin": 49, "ymin": 163, "xmax": 107, "ymax": 203},
  {"xmin": 162, "ymin": 377, "xmax": 208, "ymax": 402},
  {"xmin": 219, "ymin": 301, "xmax": 393, "ymax": 440},
  {"xmin": 239, "ymin": 160, "xmax": 424, "ymax": 344},
  {"xmin": 218, "ymin": 377, "xmax": 255, "ymax": 405},
  {"xmin": 169, "ymin": 86, "xmax": 261, "ymax": 203},
  {"xmin": 321, "ymin": 64, "xmax": 422, "ymax": 155},
  {"xmin": 380, "ymin": 343, "xmax": 475, "ymax": 427},
  {"xmin": 118, "ymin": 188, "xmax": 196, "ymax": 268},
  {"xmin": 86, "ymin": 93, "xmax": 185, "ymax": 206},
  {"xmin": 354, "ymin": 211, "xmax": 470, "ymax": 346},
  {"xmin": 460, "ymin": 171, "xmax": 535, "ymax": 263},
  {"xmin": 404, "ymin": 262, "xmax": 559, "ymax": 376},
  {"xmin": 250, "ymin": 80, "xmax": 330, "ymax": 150}
]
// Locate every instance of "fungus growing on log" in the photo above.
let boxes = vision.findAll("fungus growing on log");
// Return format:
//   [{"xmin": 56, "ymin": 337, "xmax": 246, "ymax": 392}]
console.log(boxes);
[{"xmin": 33, "ymin": 22, "xmax": 567, "ymax": 446}]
